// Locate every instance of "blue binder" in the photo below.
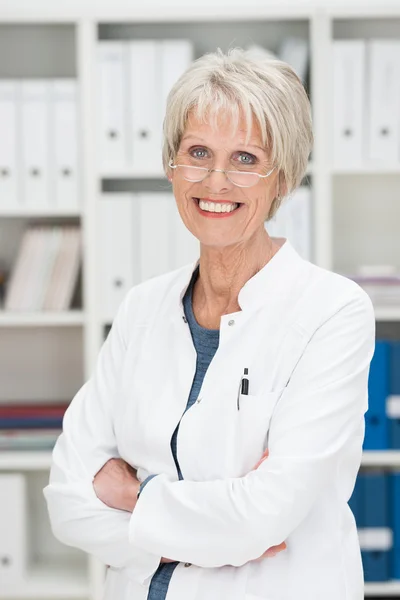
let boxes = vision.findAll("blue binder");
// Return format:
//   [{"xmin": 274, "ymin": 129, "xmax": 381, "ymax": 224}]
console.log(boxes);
[
  {"xmin": 361, "ymin": 472, "xmax": 391, "ymax": 582},
  {"xmin": 362, "ymin": 550, "xmax": 390, "ymax": 582},
  {"xmin": 364, "ymin": 472, "xmax": 388, "ymax": 527},
  {"xmin": 389, "ymin": 342, "xmax": 400, "ymax": 449},
  {"xmin": 349, "ymin": 474, "xmax": 364, "ymax": 528},
  {"xmin": 364, "ymin": 341, "xmax": 390, "ymax": 450},
  {"xmin": 390, "ymin": 473, "xmax": 400, "ymax": 579}
]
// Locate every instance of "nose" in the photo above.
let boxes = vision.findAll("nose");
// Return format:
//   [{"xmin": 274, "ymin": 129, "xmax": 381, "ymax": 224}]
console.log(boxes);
[{"xmin": 203, "ymin": 169, "xmax": 234, "ymax": 194}]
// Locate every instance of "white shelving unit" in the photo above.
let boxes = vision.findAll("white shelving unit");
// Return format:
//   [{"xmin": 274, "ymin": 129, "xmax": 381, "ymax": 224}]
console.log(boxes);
[{"xmin": 1, "ymin": 2, "xmax": 400, "ymax": 599}]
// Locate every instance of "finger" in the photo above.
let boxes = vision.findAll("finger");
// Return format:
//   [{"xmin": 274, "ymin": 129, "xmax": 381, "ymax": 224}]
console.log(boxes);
[
  {"xmin": 252, "ymin": 449, "xmax": 270, "ymax": 471},
  {"xmin": 264, "ymin": 542, "xmax": 287, "ymax": 558}
]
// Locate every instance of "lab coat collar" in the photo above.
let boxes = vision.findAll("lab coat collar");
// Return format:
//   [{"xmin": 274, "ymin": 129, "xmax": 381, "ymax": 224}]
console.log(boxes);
[{"xmin": 175, "ymin": 238, "xmax": 304, "ymax": 313}]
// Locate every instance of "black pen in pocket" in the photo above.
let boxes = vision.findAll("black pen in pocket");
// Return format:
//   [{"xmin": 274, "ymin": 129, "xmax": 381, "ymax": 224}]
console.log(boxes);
[{"xmin": 237, "ymin": 368, "xmax": 249, "ymax": 410}]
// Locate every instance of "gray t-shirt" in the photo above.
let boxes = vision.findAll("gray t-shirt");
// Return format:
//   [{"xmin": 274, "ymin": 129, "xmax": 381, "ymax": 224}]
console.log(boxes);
[{"xmin": 146, "ymin": 265, "xmax": 220, "ymax": 600}]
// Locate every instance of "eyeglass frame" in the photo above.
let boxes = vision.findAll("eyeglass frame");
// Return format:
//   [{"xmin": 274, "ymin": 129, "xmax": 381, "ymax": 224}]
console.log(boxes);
[{"xmin": 168, "ymin": 159, "xmax": 277, "ymax": 188}]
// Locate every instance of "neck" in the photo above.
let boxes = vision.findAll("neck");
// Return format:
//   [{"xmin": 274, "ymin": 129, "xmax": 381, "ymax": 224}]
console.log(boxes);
[{"xmin": 193, "ymin": 229, "xmax": 281, "ymax": 317}]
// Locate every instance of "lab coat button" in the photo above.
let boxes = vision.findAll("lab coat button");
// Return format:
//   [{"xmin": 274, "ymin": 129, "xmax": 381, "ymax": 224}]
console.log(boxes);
[
  {"xmin": 197, "ymin": 397, "xmax": 202, "ymax": 403},
  {"xmin": 182, "ymin": 315, "xmax": 188, "ymax": 323},
  {"xmin": 228, "ymin": 319, "xmax": 235, "ymax": 326},
  {"xmin": 184, "ymin": 562, "xmax": 192, "ymax": 567}
]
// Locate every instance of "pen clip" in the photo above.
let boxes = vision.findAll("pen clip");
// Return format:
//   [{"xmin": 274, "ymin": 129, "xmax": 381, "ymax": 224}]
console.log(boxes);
[{"xmin": 237, "ymin": 368, "xmax": 249, "ymax": 410}]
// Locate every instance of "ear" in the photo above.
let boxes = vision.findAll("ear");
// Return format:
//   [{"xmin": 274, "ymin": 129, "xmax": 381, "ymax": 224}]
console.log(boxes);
[{"xmin": 166, "ymin": 162, "xmax": 174, "ymax": 182}]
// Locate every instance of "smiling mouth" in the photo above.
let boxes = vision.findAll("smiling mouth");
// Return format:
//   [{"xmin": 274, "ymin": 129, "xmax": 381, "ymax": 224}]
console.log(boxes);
[{"xmin": 192, "ymin": 197, "xmax": 242, "ymax": 214}]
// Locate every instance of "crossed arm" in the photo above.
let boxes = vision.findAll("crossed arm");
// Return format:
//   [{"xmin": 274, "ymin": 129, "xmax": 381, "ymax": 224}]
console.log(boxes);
[
  {"xmin": 43, "ymin": 287, "xmax": 375, "ymax": 581},
  {"xmin": 92, "ymin": 450, "xmax": 285, "ymax": 564}
]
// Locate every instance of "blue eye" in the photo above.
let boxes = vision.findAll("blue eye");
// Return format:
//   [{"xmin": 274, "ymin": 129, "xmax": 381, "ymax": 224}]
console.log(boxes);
[
  {"xmin": 190, "ymin": 147, "xmax": 208, "ymax": 159},
  {"xmin": 236, "ymin": 151, "xmax": 257, "ymax": 164}
]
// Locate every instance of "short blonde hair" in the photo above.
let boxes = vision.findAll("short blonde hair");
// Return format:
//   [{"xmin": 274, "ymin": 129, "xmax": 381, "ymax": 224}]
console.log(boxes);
[{"xmin": 162, "ymin": 47, "xmax": 313, "ymax": 219}]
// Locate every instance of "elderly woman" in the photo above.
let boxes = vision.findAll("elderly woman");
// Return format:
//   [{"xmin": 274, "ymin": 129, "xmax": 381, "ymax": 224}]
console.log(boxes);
[{"xmin": 44, "ymin": 48, "xmax": 375, "ymax": 600}]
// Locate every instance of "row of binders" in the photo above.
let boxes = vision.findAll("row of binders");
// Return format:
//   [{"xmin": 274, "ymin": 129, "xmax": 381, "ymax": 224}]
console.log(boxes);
[
  {"xmin": 0, "ymin": 402, "xmax": 66, "ymax": 451},
  {"xmin": 98, "ymin": 39, "xmax": 193, "ymax": 173},
  {"xmin": 349, "ymin": 471, "xmax": 400, "ymax": 582},
  {"xmin": 98, "ymin": 192, "xmax": 199, "ymax": 321},
  {"xmin": 98, "ymin": 38, "xmax": 309, "ymax": 175},
  {"xmin": 98, "ymin": 187, "xmax": 312, "ymax": 322},
  {"xmin": 333, "ymin": 39, "xmax": 400, "ymax": 166},
  {"xmin": 3, "ymin": 225, "xmax": 81, "ymax": 312},
  {"xmin": 0, "ymin": 79, "xmax": 79, "ymax": 211},
  {"xmin": 364, "ymin": 341, "xmax": 400, "ymax": 450}
]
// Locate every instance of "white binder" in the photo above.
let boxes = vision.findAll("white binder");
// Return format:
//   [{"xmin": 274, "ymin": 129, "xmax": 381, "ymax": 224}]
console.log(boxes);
[
  {"xmin": 278, "ymin": 37, "xmax": 309, "ymax": 83},
  {"xmin": 129, "ymin": 40, "xmax": 160, "ymax": 174},
  {"xmin": 333, "ymin": 40, "xmax": 366, "ymax": 167},
  {"xmin": 20, "ymin": 80, "xmax": 50, "ymax": 208},
  {"xmin": 138, "ymin": 193, "xmax": 173, "ymax": 281},
  {"xmin": 0, "ymin": 81, "xmax": 19, "ymax": 211},
  {"xmin": 97, "ymin": 42, "xmax": 130, "ymax": 170},
  {"xmin": 168, "ymin": 193, "xmax": 199, "ymax": 270},
  {"xmin": 0, "ymin": 473, "xmax": 27, "ymax": 590},
  {"xmin": 97, "ymin": 194, "xmax": 136, "ymax": 321},
  {"xmin": 49, "ymin": 79, "xmax": 79, "ymax": 209},
  {"xmin": 367, "ymin": 40, "xmax": 400, "ymax": 163},
  {"xmin": 285, "ymin": 187, "xmax": 312, "ymax": 261},
  {"xmin": 265, "ymin": 187, "xmax": 312, "ymax": 261},
  {"xmin": 160, "ymin": 39, "xmax": 193, "ymax": 118}
]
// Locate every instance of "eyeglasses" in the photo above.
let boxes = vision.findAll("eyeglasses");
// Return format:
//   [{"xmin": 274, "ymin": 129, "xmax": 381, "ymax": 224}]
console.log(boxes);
[{"xmin": 168, "ymin": 160, "xmax": 276, "ymax": 188}]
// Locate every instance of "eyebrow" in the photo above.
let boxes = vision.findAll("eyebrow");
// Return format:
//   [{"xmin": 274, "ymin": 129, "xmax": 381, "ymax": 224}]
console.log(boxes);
[{"xmin": 181, "ymin": 135, "xmax": 266, "ymax": 153}]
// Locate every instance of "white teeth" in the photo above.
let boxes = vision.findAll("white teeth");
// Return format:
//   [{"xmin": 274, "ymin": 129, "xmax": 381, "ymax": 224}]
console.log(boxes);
[{"xmin": 198, "ymin": 199, "xmax": 238, "ymax": 213}]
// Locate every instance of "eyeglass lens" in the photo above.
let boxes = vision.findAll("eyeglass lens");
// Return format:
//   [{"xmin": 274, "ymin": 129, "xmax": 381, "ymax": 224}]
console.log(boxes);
[{"xmin": 178, "ymin": 165, "xmax": 260, "ymax": 187}]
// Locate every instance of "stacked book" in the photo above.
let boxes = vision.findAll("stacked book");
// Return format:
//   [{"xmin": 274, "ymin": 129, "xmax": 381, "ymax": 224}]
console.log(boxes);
[
  {"xmin": 0, "ymin": 402, "xmax": 67, "ymax": 451},
  {"xmin": 347, "ymin": 266, "xmax": 400, "ymax": 307},
  {"xmin": 4, "ymin": 224, "xmax": 81, "ymax": 311}
]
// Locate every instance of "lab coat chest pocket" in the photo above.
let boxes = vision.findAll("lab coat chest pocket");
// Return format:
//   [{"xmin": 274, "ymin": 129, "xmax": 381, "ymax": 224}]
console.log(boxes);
[{"xmin": 234, "ymin": 388, "xmax": 284, "ymax": 474}]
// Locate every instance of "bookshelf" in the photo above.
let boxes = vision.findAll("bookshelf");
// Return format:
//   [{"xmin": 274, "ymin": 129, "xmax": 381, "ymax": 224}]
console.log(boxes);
[{"xmin": 0, "ymin": 2, "xmax": 400, "ymax": 599}]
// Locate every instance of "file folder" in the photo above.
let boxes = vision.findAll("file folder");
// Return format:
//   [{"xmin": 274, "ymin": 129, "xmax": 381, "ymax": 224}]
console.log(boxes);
[
  {"xmin": 160, "ymin": 39, "xmax": 193, "ymax": 117},
  {"xmin": 388, "ymin": 341, "xmax": 400, "ymax": 449},
  {"xmin": 364, "ymin": 340, "xmax": 389, "ymax": 450},
  {"xmin": 169, "ymin": 193, "xmax": 199, "ymax": 271},
  {"xmin": 363, "ymin": 472, "xmax": 388, "ymax": 528},
  {"xmin": 359, "ymin": 472, "xmax": 392, "ymax": 582},
  {"xmin": 49, "ymin": 79, "xmax": 79, "ymax": 209},
  {"xmin": 265, "ymin": 187, "xmax": 312, "ymax": 262},
  {"xmin": 0, "ymin": 473, "xmax": 27, "ymax": 589},
  {"xmin": 391, "ymin": 473, "xmax": 400, "ymax": 549},
  {"xmin": 362, "ymin": 549, "xmax": 391, "ymax": 582},
  {"xmin": 20, "ymin": 80, "xmax": 50, "ymax": 208},
  {"xmin": 0, "ymin": 80, "xmax": 19, "ymax": 210},
  {"xmin": 97, "ymin": 194, "xmax": 137, "ymax": 322},
  {"xmin": 138, "ymin": 193, "xmax": 173, "ymax": 281},
  {"xmin": 332, "ymin": 40, "xmax": 366, "ymax": 167},
  {"xmin": 129, "ymin": 40, "xmax": 160, "ymax": 173},
  {"xmin": 367, "ymin": 40, "xmax": 400, "ymax": 163},
  {"xmin": 97, "ymin": 42, "xmax": 130, "ymax": 169},
  {"xmin": 349, "ymin": 473, "xmax": 364, "ymax": 527},
  {"xmin": 390, "ymin": 473, "xmax": 400, "ymax": 579}
]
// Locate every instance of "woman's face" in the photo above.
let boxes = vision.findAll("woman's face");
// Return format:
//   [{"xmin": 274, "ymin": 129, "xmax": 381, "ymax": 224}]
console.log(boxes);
[{"xmin": 169, "ymin": 109, "xmax": 279, "ymax": 250}]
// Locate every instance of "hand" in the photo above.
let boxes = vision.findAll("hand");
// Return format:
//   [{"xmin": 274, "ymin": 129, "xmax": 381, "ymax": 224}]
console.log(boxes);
[
  {"xmin": 251, "ymin": 448, "xmax": 287, "ymax": 560},
  {"xmin": 93, "ymin": 458, "xmax": 140, "ymax": 512}
]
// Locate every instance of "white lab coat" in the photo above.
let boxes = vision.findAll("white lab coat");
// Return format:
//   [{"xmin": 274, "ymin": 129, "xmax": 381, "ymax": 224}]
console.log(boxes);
[{"xmin": 43, "ymin": 238, "xmax": 375, "ymax": 600}]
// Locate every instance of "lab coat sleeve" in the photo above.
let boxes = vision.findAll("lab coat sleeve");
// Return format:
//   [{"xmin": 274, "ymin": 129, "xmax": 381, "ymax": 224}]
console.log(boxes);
[
  {"xmin": 129, "ymin": 288, "xmax": 375, "ymax": 568},
  {"xmin": 43, "ymin": 290, "xmax": 161, "ymax": 586}
]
